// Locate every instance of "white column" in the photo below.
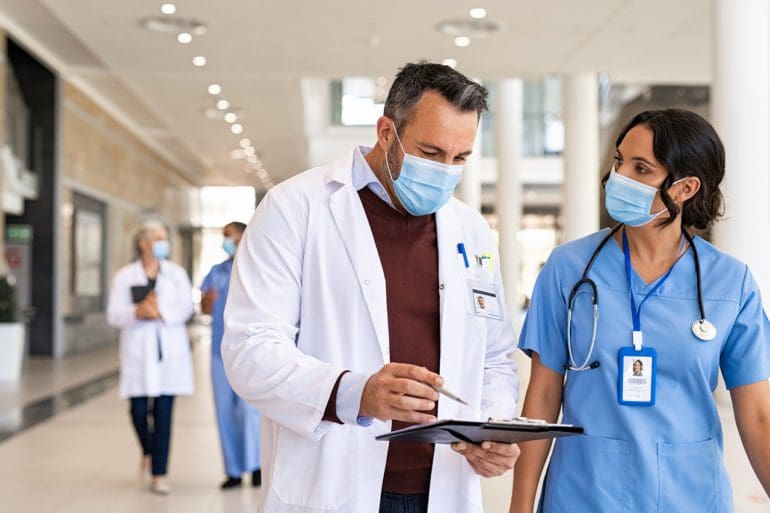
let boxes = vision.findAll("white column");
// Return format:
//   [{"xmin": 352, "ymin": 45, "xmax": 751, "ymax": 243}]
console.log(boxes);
[
  {"xmin": 456, "ymin": 117, "xmax": 483, "ymax": 211},
  {"xmin": 562, "ymin": 72, "xmax": 600, "ymax": 242},
  {"xmin": 496, "ymin": 79, "xmax": 523, "ymax": 318},
  {"xmin": 712, "ymin": 0, "xmax": 770, "ymax": 302}
]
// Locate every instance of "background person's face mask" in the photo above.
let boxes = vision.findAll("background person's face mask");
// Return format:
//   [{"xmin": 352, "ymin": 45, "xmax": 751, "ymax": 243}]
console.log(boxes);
[
  {"xmin": 604, "ymin": 168, "xmax": 685, "ymax": 227},
  {"xmin": 151, "ymin": 239, "xmax": 170, "ymax": 260},
  {"xmin": 222, "ymin": 237, "xmax": 237, "ymax": 257},
  {"xmin": 384, "ymin": 124, "xmax": 463, "ymax": 216}
]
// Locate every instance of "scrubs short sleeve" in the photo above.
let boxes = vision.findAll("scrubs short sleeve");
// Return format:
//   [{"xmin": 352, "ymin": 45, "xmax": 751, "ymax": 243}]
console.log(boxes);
[
  {"xmin": 519, "ymin": 253, "xmax": 569, "ymax": 375},
  {"xmin": 721, "ymin": 266, "xmax": 770, "ymax": 389}
]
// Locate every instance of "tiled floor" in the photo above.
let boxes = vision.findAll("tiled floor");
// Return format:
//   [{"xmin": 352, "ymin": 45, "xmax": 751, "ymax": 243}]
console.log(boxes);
[{"xmin": 0, "ymin": 330, "xmax": 767, "ymax": 513}]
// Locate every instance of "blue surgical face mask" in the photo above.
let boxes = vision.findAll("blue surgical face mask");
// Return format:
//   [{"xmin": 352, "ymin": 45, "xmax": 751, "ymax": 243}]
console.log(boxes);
[
  {"xmin": 151, "ymin": 240, "xmax": 170, "ymax": 260},
  {"xmin": 384, "ymin": 125, "xmax": 463, "ymax": 216},
  {"xmin": 222, "ymin": 237, "xmax": 237, "ymax": 257},
  {"xmin": 605, "ymin": 168, "xmax": 685, "ymax": 227}
]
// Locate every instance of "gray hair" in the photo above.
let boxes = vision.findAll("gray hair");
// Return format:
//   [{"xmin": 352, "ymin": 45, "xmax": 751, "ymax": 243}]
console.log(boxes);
[
  {"xmin": 384, "ymin": 61, "xmax": 488, "ymax": 132},
  {"xmin": 133, "ymin": 220, "xmax": 168, "ymax": 259}
]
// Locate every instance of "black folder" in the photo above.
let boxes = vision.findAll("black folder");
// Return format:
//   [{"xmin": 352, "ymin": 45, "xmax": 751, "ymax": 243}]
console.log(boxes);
[
  {"xmin": 131, "ymin": 285, "xmax": 153, "ymax": 304},
  {"xmin": 375, "ymin": 419, "xmax": 583, "ymax": 445}
]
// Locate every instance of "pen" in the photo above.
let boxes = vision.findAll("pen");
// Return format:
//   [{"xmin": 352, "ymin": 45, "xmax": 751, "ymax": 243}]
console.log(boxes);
[
  {"xmin": 457, "ymin": 243, "xmax": 469, "ymax": 268},
  {"xmin": 431, "ymin": 384, "xmax": 469, "ymax": 406}
]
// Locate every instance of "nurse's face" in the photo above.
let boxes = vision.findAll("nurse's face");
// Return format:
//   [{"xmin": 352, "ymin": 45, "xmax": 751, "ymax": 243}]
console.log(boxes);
[
  {"xmin": 382, "ymin": 90, "xmax": 478, "ymax": 179},
  {"xmin": 614, "ymin": 124, "xmax": 674, "ymax": 216}
]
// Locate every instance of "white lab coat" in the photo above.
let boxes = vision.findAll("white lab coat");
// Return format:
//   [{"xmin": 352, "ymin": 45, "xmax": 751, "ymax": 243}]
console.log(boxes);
[
  {"xmin": 223, "ymin": 148, "xmax": 519, "ymax": 513},
  {"xmin": 107, "ymin": 260, "xmax": 195, "ymax": 399}
]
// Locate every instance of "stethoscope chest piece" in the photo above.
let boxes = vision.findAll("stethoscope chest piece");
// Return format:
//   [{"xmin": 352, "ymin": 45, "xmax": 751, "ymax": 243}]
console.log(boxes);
[{"xmin": 692, "ymin": 319, "xmax": 717, "ymax": 341}]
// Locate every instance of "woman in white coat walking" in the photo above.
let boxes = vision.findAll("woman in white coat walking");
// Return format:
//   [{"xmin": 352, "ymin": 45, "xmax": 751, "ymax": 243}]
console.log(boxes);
[{"xmin": 107, "ymin": 221, "xmax": 194, "ymax": 495}]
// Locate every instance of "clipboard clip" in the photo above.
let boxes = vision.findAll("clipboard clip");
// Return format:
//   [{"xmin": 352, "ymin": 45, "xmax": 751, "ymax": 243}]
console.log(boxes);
[{"xmin": 487, "ymin": 416, "xmax": 548, "ymax": 425}]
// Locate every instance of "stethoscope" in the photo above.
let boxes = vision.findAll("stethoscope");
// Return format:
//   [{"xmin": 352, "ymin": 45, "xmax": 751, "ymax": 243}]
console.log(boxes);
[{"xmin": 566, "ymin": 224, "xmax": 717, "ymax": 372}]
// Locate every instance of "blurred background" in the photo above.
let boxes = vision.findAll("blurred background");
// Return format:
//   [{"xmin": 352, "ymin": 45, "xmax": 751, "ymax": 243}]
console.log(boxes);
[{"xmin": 0, "ymin": 1, "xmax": 767, "ymax": 512}]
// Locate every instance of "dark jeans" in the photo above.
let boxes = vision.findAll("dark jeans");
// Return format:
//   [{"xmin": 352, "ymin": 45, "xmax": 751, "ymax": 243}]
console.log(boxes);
[
  {"xmin": 379, "ymin": 492, "xmax": 429, "ymax": 513},
  {"xmin": 129, "ymin": 395, "xmax": 175, "ymax": 476}
]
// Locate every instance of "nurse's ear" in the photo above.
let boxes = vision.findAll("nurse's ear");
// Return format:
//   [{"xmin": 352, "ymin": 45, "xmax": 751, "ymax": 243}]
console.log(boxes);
[{"xmin": 671, "ymin": 176, "xmax": 701, "ymax": 204}]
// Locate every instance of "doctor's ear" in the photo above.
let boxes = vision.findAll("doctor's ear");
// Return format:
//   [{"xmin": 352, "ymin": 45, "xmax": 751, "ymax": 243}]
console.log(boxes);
[
  {"xmin": 376, "ymin": 117, "xmax": 397, "ymax": 151},
  {"xmin": 672, "ymin": 176, "xmax": 701, "ymax": 203}
]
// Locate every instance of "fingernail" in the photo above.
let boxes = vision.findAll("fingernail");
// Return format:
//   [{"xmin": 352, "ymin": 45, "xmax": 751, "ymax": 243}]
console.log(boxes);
[
  {"xmin": 482, "ymin": 442, "xmax": 491, "ymax": 450},
  {"xmin": 456, "ymin": 442, "xmax": 466, "ymax": 450}
]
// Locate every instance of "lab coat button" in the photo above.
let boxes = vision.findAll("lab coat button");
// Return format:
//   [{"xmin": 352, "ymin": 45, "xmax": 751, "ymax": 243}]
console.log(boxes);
[
  {"xmin": 364, "ymin": 280, "xmax": 371, "ymax": 286},
  {"xmin": 439, "ymin": 283, "xmax": 445, "ymax": 290}
]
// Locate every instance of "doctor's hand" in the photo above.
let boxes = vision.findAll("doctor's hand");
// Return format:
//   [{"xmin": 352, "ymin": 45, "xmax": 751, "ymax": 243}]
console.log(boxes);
[
  {"xmin": 359, "ymin": 363, "xmax": 441, "ymax": 424},
  {"xmin": 136, "ymin": 293, "xmax": 161, "ymax": 320},
  {"xmin": 451, "ymin": 441, "xmax": 520, "ymax": 478}
]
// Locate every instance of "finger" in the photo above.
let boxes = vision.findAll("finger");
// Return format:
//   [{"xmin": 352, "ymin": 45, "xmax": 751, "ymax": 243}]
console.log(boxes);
[
  {"xmin": 390, "ymin": 378, "xmax": 439, "ymax": 401},
  {"xmin": 458, "ymin": 443, "xmax": 516, "ymax": 468},
  {"xmin": 386, "ymin": 406, "xmax": 437, "ymax": 425},
  {"xmin": 465, "ymin": 453, "xmax": 508, "ymax": 477},
  {"xmin": 388, "ymin": 364, "xmax": 443, "ymax": 387},
  {"xmin": 389, "ymin": 393, "xmax": 435, "ymax": 412},
  {"xmin": 480, "ymin": 441, "xmax": 520, "ymax": 458}
]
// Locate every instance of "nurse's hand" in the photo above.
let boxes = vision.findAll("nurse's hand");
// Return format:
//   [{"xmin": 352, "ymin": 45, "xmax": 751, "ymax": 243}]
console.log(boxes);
[
  {"xmin": 451, "ymin": 441, "xmax": 520, "ymax": 478},
  {"xmin": 359, "ymin": 363, "xmax": 441, "ymax": 424}
]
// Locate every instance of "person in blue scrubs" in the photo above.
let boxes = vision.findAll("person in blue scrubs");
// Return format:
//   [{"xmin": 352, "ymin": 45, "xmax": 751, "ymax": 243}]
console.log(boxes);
[
  {"xmin": 509, "ymin": 109, "xmax": 770, "ymax": 513},
  {"xmin": 201, "ymin": 221, "xmax": 261, "ymax": 489}
]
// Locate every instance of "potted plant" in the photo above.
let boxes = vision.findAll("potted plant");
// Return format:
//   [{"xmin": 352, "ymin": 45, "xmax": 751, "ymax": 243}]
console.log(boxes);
[{"xmin": 0, "ymin": 272, "xmax": 24, "ymax": 382}]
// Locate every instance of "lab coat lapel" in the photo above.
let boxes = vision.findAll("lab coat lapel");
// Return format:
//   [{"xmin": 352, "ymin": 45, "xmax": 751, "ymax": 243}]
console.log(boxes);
[
  {"xmin": 328, "ymin": 155, "xmax": 390, "ymax": 362},
  {"xmin": 435, "ymin": 204, "xmax": 468, "ymax": 418}
]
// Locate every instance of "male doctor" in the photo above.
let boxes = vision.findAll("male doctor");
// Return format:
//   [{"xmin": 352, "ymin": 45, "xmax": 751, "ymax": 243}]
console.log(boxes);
[{"xmin": 223, "ymin": 61, "xmax": 520, "ymax": 513}]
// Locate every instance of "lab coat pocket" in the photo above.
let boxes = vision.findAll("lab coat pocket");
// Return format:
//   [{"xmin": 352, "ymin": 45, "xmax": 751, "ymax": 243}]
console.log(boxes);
[
  {"xmin": 544, "ymin": 435, "xmax": 631, "ymax": 513},
  {"xmin": 657, "ymin": 438, "xmax": 717, "ymax": 513},
  {"xmin": 272, "ymin": 426, "xmax": 356, "ymax": 509}
]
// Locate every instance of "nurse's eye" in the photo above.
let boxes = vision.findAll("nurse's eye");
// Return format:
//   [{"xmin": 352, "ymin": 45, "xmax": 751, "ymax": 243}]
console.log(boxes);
[{"xmin": 636, "ymin": 165, "xmax": 650, "ymax": 174}]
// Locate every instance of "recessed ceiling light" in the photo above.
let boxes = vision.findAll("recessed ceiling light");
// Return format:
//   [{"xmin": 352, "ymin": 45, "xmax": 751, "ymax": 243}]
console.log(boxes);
[
  {"xmin": 442, "ymin": 58, "xmax": 458, "ymax": 68},
  {"xmin": 454, "ymin": 36, "xmax": 471, "ymax": 47},
  {"xmin": 257, "ymin": 169, "xmax": 268, "ymax": 179},
  {"xmin": 141, "ymin": 16, "xmax": 206, "ymax": 35},
  {"xmin": 247, "ymin": 155, "xmax": 258, "ymax": 164},
  {"xmin": 230, "ymin": 123, "xmax": 243, "ymax": 134},
  {"xmin": 239, "ymin": 138, "xmax": 251, "ymax": 148},
  {"xmin": 469, "ymin": 8, "xmax": 487, "ymax": 19},
  {"xmin": 216, "ymin": 99, "xmax": 229, "ymax": 110},
  {"xmin": 243, "ymin": 146, "xmax": 256, "ymax": 157},
  {"xmin": 192, "ymin": 55, "xmax": 207, "ymax": 67},
  {"xmin": 177, "ymin": 32, "xmax": 192, "ymax": 44},
  {"xmin": 208, "ymin": 83, "xmax": 222, "ymax": 95},
  {"xmin": 160, "ymin": 3, "xmax": 176, "ymax": 15},
  {"xmin": 224, "ymin": 112, "xmax": 238, "ymax": 123}
]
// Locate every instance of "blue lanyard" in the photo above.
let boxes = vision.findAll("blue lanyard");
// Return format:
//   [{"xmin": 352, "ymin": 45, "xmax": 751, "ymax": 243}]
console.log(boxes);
[{"xmin": 622, "ymin": 228, "xmax": 685, "ymax": 345}]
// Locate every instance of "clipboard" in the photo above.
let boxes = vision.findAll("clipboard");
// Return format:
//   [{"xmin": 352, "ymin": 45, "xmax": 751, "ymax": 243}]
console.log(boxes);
[
  {"xmin": 131, "ymin": 285, "xmax": 153, "ymax": 304},
  {"xmin": 375, "ymin": 418, "xmax": 583, "ymax": 445}
]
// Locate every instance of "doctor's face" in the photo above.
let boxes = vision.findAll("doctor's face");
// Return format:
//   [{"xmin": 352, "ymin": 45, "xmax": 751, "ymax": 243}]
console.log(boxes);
[{"xmin": 383, "ymin": 90, "xmax": 478, "ymax": 179}]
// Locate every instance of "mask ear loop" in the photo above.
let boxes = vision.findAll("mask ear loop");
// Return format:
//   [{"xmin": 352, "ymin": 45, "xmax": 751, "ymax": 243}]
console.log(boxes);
[{"xmin": 383, "ymin": 119, "xmax": 406, "ymax": 182}]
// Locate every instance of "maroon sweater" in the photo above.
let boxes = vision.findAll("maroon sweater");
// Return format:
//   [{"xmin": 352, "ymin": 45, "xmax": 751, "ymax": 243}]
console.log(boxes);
[{"xmin": 358, "ymin": 187, "xmax": 441, "ymax": 494}]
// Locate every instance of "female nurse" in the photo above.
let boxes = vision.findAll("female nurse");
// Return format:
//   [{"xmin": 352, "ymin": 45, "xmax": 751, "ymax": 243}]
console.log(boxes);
[{"xmin": 509, "ymin": 109, "xmax": 770, "ymax": 513}]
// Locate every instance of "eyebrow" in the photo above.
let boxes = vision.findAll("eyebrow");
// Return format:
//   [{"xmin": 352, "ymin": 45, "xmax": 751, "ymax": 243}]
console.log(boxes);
[
  {"xmin": 417, "ymin": 142, "xmax": 473, "ymax": 158},
  {"xmin": 615, "ymin": 148, "xmax": 657, "ymax": 168}
]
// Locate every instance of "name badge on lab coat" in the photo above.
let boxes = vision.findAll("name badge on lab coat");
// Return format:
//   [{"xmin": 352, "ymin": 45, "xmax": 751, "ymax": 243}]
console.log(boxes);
[
  {"xmin": 617, "ymin": 346, "xmax": 657, "ymax": 406},
  {"xmin": 469, "ymin": 280, "xmax": 502, "ymax": 320}
]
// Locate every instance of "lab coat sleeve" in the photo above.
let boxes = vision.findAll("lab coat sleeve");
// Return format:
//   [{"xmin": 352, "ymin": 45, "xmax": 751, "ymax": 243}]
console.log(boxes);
[
  {"xmin": 721, "ymin": 265, "xmax": 770, "ymax": 389},
  {"xmin": 157, "ymin": 267, "xmax": 194, "ymax": 326},
  {"xmin": 222, "ymin": 187, "xmax": 345, "ymax": 440},
  {"xmin": 518, "ymin": 251, "xmax": 569, "ymax": 375},
  {"xmin": 107, "ymin": 269, "xmax": 137, "ymax": 328},
  {"xmin": 481, "ymin": 234, "xmax": 520, "ymax": 420}
]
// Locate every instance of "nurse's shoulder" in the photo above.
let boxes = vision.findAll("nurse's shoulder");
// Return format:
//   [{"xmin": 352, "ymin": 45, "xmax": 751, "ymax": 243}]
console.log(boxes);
[
  {"xmin": 546, "ymin": 229, "xmax": 615, "ymax": 278},
  {"xmin": 691, "ymin": 236, "xmax": 752, "ymax": 302}
]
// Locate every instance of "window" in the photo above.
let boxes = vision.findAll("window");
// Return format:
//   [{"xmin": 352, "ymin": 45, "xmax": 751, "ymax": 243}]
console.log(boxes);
[
  {"xmin": 331, "ymin": 77, "xmax": 387, "ymax": 126},
  {"xmin": 70, "ymin": 193, "xmax": 107, "ymax": 312}
]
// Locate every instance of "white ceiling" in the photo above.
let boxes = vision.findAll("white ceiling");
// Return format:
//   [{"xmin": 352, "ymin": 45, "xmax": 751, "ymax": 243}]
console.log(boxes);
[{"xmin": 0, "ymin": 0, "xmax": 712, "ymax": 187}]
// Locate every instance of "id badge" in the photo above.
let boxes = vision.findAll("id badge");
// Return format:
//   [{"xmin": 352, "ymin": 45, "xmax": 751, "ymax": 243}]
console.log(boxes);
[
  {"xmin": 617, "ymin": 346, "xmax": 657, "ymax": 406},
  {"xmin": 468, "ymin": 280, "xmax": 502, "ymax": 320}
]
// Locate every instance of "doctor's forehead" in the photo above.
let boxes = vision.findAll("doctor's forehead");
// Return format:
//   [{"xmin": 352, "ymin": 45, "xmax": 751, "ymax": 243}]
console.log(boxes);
[
  {"xmin": 401, "ymin": 91, "xmax": 478, "ymax": 153},
  {"xmin": 617, "ymin": 125, "xmax": 663, "ymax": 168}
]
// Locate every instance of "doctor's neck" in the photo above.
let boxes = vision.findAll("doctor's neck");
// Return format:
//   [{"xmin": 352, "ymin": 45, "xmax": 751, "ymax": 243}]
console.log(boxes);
[
  {"xmin": 141, "ymin": 255, "xmax": 160, "ymax": 275},
  {"xmin": 622, "ymin": 216, "xmax": 687, "ymax": 263},
  {"xmin": 365, "ymin": 143, "xmax": 408, "ymax": 215}
]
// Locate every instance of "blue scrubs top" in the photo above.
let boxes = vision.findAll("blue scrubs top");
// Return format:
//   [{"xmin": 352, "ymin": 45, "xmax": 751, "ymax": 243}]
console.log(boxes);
[
  {"xmin": 520, "ymin": 230, "xmax": 770, "ymax": 513},
  {"xmin": 201, "ymin": 258, "xmax": 233, "ymax": 355}
]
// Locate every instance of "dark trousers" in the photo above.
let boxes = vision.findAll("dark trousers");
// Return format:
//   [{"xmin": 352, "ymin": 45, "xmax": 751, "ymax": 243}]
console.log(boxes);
[
  {"xmin": 129, "ymin": 395, "xmax": 175, "ymax": 476},
  {"xmin": 379, "ymin": 492, "xmax": 429, "ymax": 513}
]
